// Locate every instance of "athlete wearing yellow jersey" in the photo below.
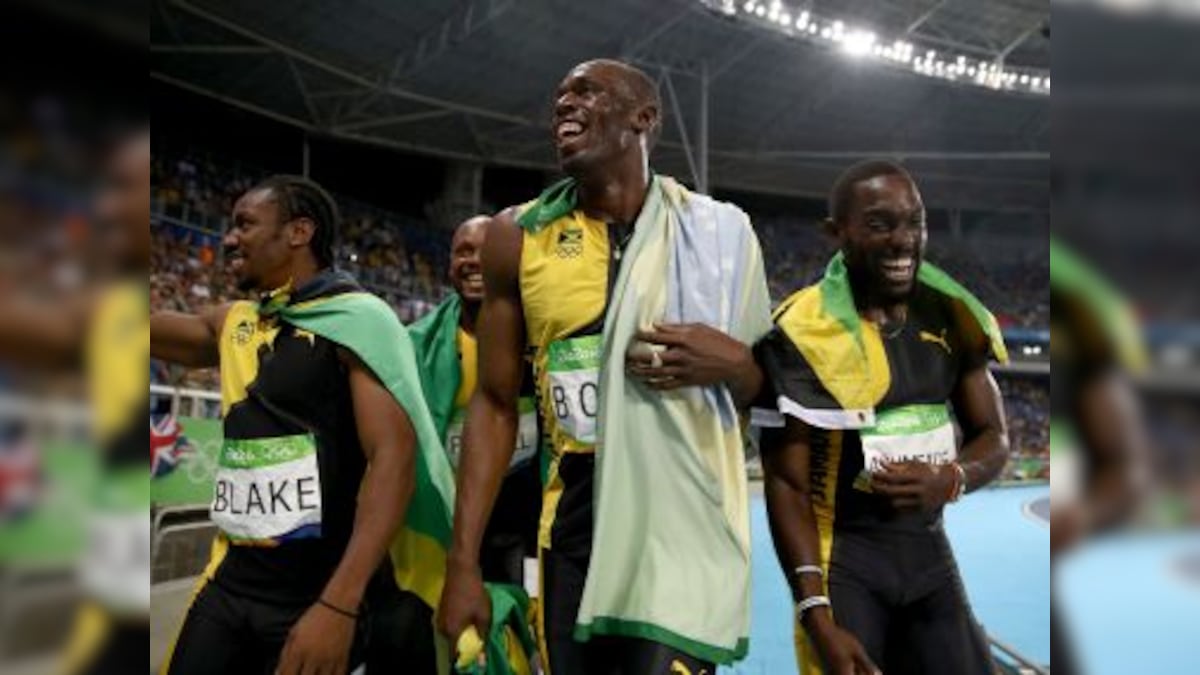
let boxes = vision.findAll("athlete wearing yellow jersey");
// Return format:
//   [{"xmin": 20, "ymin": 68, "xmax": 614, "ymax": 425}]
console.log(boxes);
[
  {"xmin": 437, "ymin": 60, "xmax": 766, "ymax": 674},
  {"xmin": 0, "ymin": 126, "xmax": 150, "ymax": 675},
  {"xmin": 152, "ymin": 177, "xmax": 420, "ymax": 675},
  {"xmin": 368, "ymin": 216, "xmax": 541, "ymax": 673},
  {"xmin": 758, "ymin": 162, "xmax": 1008, "ymax": 675}
]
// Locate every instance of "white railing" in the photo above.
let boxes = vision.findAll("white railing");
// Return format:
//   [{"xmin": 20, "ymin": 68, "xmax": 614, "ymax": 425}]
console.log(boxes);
[{"xmin": 150, "ymin": 384, "xmax": 222, "ymax": 420}]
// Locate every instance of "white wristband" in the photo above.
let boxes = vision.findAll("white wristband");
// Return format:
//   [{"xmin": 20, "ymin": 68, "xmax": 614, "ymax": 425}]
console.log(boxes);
[
  {"xmin": 795, "ymin": 595, "xmax": 831, "ymax": 621},
  {"xmin": 792, "ymin": 565, "xmax": 824, "ymax": 578}
]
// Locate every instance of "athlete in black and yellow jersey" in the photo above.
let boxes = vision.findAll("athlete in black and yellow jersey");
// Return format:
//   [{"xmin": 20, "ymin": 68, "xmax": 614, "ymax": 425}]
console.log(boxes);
[
  {"xmin": 756, "ymin": 162, "xmax": 1009, "ymax": 675},
  {"xmin": 151, "ymin": 176, "xmax": 419, "ymax": 675},
  {"xmin": 437, "ymin": 60, "xmax": 766, "ymax": 674},
  {"xmin": 0, "ymin": 125, "xmax": 150, "ymax": 675},
  {"xmin": 368, "ymin": 215, "xmax": 542, "ymax": 673}
]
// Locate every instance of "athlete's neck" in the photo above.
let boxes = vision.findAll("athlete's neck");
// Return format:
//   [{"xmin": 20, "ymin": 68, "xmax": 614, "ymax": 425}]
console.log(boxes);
[
  {"xmin": 573, "ymin": 155, "xmax": 651, "ymax": 226},
  {"xmin": 262, "ymin": 257, "xmax": 321, "ymax": 296},
  {"xmin": 459, "ymin": 299, "xmax": 479, "ymax": 335}
]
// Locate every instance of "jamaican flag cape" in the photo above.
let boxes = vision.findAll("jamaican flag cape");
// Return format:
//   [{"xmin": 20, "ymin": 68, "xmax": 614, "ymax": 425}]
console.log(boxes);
[
  {"xmin": 453, "ymin": 584, "xmax": 536, "ymax": 675},
  {"xmin": 759, "ymin": 252, "xmax": 1007, "ymax": 430},
  {"xmin": 407, "ymin": 293, "xmax": 464, "ymax": 441},
  {"xmin": 261, "ymin": 271, "xmax": 456, "ymax": 610},
  {"xmin": 1048, "ymin": 239, "xmax": 1146, "ymax": 507}
]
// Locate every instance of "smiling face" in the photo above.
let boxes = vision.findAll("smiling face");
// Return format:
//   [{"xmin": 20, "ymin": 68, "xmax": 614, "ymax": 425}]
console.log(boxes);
[
  {"xmin": 223, "ymin": 187, "xmax": 311, "ymax": 292},
  {"xmin": 449, "ymin": 215, "xmax": 488, "ymax": 303},
  {"xmin": 837, "ymin": 173, "xmax": 928, "ymax": 304},
  {"xmin": 551, "ymin": 60, "xmax": 657, "ymax": 174}
]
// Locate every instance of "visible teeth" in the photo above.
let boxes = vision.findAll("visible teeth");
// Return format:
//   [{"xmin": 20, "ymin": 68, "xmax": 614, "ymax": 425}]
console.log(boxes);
[
  {"xmin": 559, "ymin": 121, "xmax": 583, "ymax": 136},
  {"xmin": 467, "ymin": 274, "xmax": 482, "ymax": 283}
]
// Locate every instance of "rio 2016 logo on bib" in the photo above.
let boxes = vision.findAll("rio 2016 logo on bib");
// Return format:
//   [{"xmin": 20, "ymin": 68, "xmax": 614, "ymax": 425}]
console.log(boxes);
[{"xmin": 547, "ymin": 335, "xmax": 602, "ymax": 446}]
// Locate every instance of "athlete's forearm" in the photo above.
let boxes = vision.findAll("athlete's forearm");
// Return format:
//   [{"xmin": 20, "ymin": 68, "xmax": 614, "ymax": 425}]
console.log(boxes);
[
  {"xmin": 957, "ymin": 425, "xmax": 1008, "ymax": 493},
  {"xmin": 150, "ymin": 310, "xmax": 222, "ymax": 367},
  {"xmin": 321, "ymin": 442, "xmax": 414, "ymax": 610},
  {"xmin": 448, "ymin": 392, "xmax": 519, "ymax": 568},
  {"xmin": 0, "ymin": 295, "xmax": 87, "ymax": 368},
  {"xmin": 726, "ymin": 343, "xmax": 765, "ymax": 410}
]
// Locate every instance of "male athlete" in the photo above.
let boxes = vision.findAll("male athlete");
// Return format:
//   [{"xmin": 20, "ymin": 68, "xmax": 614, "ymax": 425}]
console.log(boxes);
[
  {"xmin": 369, "ymin": 215, "xmax": 540, "ymax": 672},
  {"xmin": 152, "ymin": 176, "xmax": 433, "ymax": 675},
  {"xmin": 438, "ymin": 59, "xmax": 772, "ymax": 674},
  {"xmin": 756, "ymin": 161, "xmax": 1008, "ymax": 675},
  {"xmin": 0, "ymin": 125, "xmax": 150, "ymax": 675}
]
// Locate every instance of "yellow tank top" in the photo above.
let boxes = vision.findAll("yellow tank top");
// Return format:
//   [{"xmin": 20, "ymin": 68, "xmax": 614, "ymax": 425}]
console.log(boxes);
[
  {"xmin": 455, "ymin": 327, "xmax": 477, "ymax": 409},
  {"xmin": 88, "ymin": 282, "xmax": 149, "ymax": 446},
  {"xmin": 518, "ymin": 208, "xmax": 613, "ymax": 457}
]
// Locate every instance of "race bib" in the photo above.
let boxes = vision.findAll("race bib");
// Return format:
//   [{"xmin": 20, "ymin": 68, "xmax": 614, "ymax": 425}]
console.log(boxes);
[
  {"xmin": 210, "ymin": 434, "xmax": 322, "ymax": 545},
  {"xmin": 546, "ymin": 335, "xmax": 602, "ymax": 446},
  {"xmin": 80, "ymin": 469, "xmax": 151, "ymax": 614},
  {"xmin": 857, "ymin": 404, "xmax": 956, "ymax": 490},
  {"xmin": 445, "ymin": 397, "xmax": 538, "ymax": 469}
]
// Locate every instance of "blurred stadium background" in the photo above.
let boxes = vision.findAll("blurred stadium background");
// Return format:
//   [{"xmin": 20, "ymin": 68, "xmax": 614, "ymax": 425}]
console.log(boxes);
[{"xmin": 1, "ymin": 0, "xmax": 1197, "ymax": 673}]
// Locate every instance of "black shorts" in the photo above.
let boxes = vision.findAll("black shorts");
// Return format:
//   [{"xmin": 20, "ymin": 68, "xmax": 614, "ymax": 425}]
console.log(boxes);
[
  {"xmin": 163, "ymin": 581, "xmax": 366, "ymax": 675},
  {"xmin": 797, "ymin": 526, "xmax": 994, "ymax": 675},
  {"xmin": 72, "ymin": 615, "xmax": 148, "ymax": 675},
  {"xmin": 540, "ymin": 545, "xmax": 715, "ymax": 675}
]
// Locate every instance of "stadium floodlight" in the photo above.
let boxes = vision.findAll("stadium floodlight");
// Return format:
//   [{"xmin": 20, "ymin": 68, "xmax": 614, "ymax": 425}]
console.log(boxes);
[
  {"xmin": 843, "ymin": 30, "xmax": 877, "ymax": 57},
  {"xmin": 697, "ymin": 0, "xmax": 1048, "ymax": 95}
]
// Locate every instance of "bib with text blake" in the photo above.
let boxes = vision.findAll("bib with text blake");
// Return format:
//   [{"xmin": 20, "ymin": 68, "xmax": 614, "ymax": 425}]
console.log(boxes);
[
  {"xmin": 855, "ymin": 403, "xmax": 956, "ymax": 492},
  {"xmin": 210, "ymin": 434, "xmax": 322, "ymax": 545},
  {"xmin": 446, "ymin": 397, "xmax": 539, "ymax": 469},
  {"xmin": 546, "ymin": 334, "xmax": 602, "ymax": 448}
]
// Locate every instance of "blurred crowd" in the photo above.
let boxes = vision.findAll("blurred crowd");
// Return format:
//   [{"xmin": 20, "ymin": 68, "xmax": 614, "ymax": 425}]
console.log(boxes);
[{"xmin": 998, "ymin": 378, "xmax": 1051, "ymax": 481}]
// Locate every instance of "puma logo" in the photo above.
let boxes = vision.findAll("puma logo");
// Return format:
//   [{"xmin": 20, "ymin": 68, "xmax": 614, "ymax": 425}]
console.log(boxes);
[
  {"xmin": 919, "ymin": 328, "xmax": 952, "ymax": 355},
  {"xmin": 669, "ymin": 660, "xmax": 707, "ymax": 675}
]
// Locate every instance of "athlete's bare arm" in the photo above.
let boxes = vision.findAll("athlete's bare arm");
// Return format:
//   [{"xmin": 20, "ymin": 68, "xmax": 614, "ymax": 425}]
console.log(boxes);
[
  {"xmin": 0, "ymin": 291, "xmax": 93, "ymax": 369},
  {"xmin": 278, "ymin": 350, "xmax": 417, "ymax": 675},
  {"xmin": 950, "ymin": 365, "xmax": 1010, "ymax": 491},
  {"xmin": 150, "ymin": 304, "xmax": 231, "ymax": 368},
  {"xmin": 438, "ymin": 208, "xmax": 526, "ymax": 640},
  {"xmin": 762, "ymin": 419, "xmax": 879, "ymax": 675}
]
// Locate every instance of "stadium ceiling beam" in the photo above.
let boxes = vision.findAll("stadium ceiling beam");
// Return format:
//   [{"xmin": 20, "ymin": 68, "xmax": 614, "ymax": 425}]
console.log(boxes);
[
  {"xmin": 379, "ymin": 0, "xmax": 517, "ymax": 87},
  {"xmin": 707, "ymin": 35, "xmax": 765, "ymax": 82},
  {"xmin": 996, "ymin": 20, "xmax": 1045, "ymax": 65},
  {"xmin": 286, "ymin": 57, "xmax": 321, "ymax": 125},
  {"xmin": 169, "ymin": 0, "xmax": 534, "ymax": 129},
  {"xmin": 619, "ymin": 5, "xmax": 694, "ymax": 59},
  {"xmin": 334, "ymin": 110, "xmax": 454, "ymax": 133},
  {"xmin": 150, "ymin": 44, "xmax": 272, "ymax": 54},
  {"xmin": 151, "ymin": 71, "xmax": 318, "ymax": 133},
  {"xmin": 661, "ymin": 68, "xmax": 702, "ymax": 191},
  {"xmin": 905, "ymin": 0, "xmax": 949, "ymax": 35}
]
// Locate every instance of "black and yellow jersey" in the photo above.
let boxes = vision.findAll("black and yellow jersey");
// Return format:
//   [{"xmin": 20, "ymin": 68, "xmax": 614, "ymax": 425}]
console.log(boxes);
[
  {"xmin": 202, "ymin": 271, "xmax": 388, "ymax": 605},
  {"xmin": 516, "ymin": 205, "xmax": 622, "ymax": 558},
  {"xmin": 758, "ymin": 285, "xmax": 991, "ymax": 535}
]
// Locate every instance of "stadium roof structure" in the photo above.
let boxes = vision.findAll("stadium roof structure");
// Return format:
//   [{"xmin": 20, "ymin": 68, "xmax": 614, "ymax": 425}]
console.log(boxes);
[{"xmin": 151, "ymin": 0, "xmax": 1050, "ymax": 214}]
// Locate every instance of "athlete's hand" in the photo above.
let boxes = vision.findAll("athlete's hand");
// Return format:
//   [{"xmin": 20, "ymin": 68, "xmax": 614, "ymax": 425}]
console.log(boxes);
[
  {"xmin": 628, "ymin": 323, "xmax": 750, "ymax": 391},
  {"xmin": 871, "ymin": 461, "xmax": 955, "ymax": 512},
  {"xmin": 811, "ymin": 621, "xmax": 882, "ymax": 675},
  {"xmin": 276, "ymin": 602, "xmax": 355, "ymax": 675},
  {"xmin": 437, "ymin": 557, "xmax": 492, "ymax": 646}
]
